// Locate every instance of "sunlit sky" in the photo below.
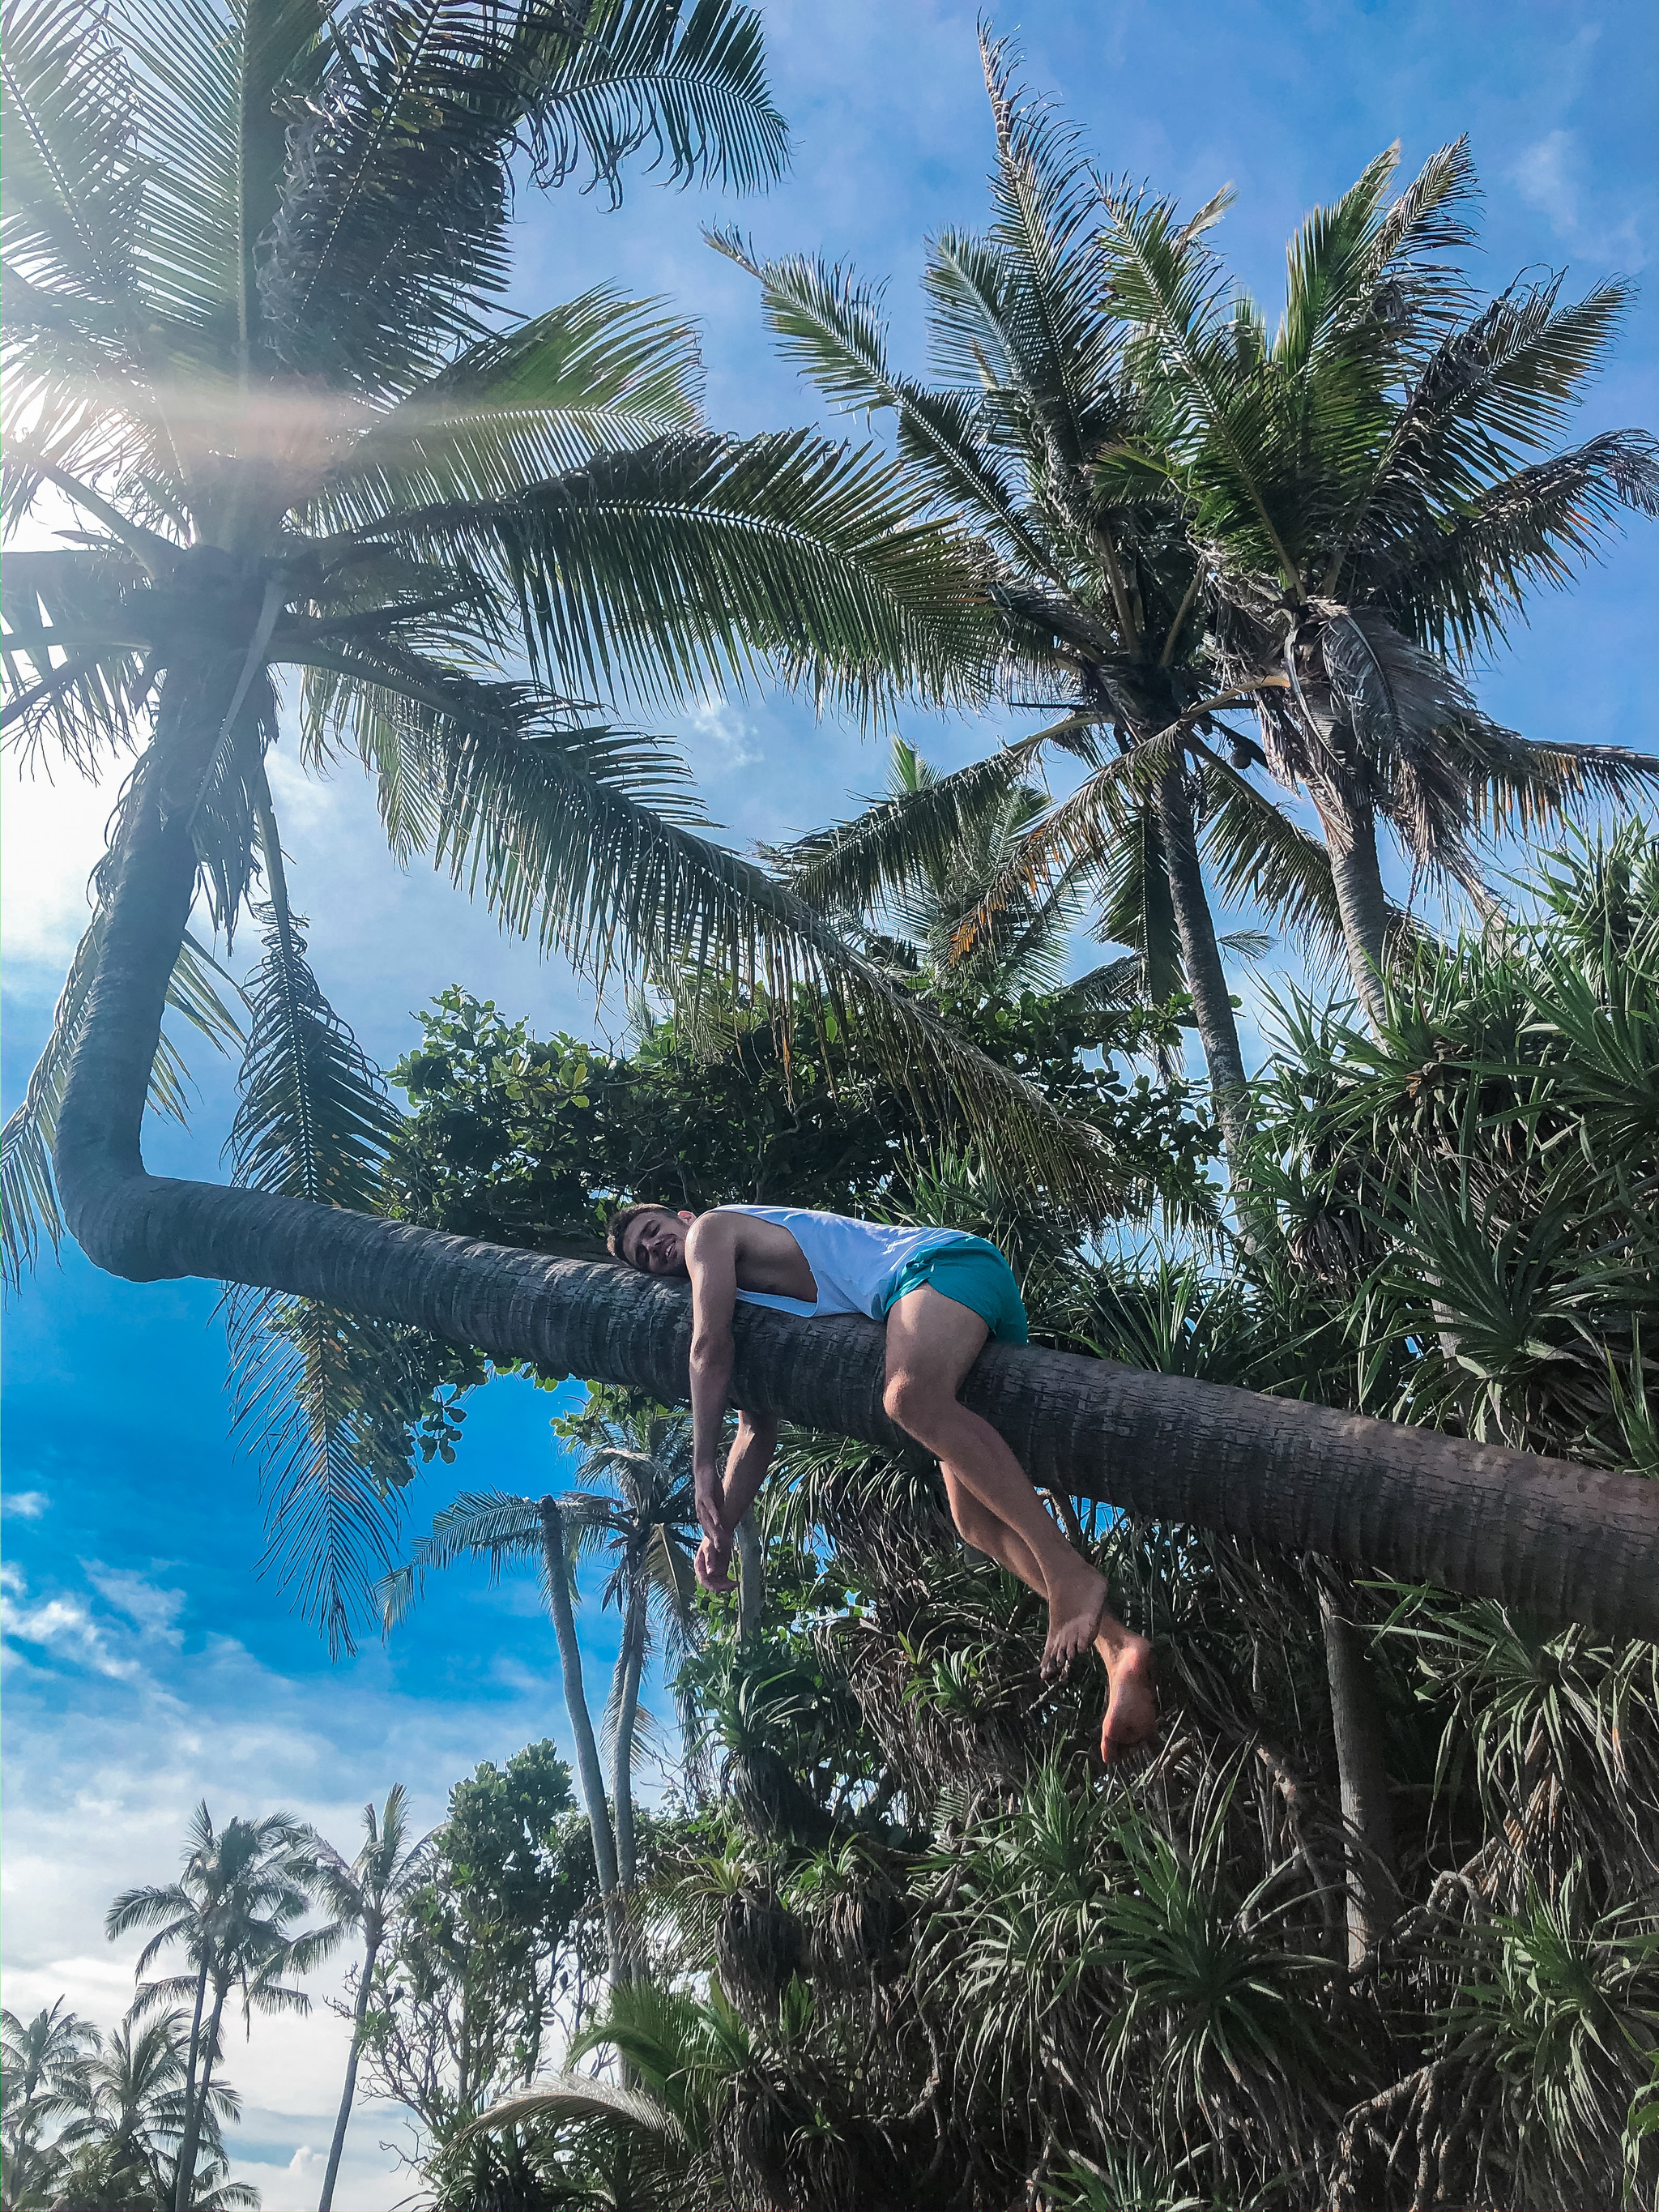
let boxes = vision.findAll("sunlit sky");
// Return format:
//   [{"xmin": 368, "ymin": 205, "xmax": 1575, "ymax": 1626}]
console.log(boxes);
[{"xmin": 3, "ymin": 2, "xmax": 1654, "ymax": 2201}]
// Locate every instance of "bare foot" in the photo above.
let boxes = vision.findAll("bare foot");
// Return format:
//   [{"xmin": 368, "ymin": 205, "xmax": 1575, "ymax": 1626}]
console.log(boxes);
[
  {"xmin": 1098, "ymin": 1631, "xmax": 1158, "ymax": 1765},
  {"xmin": 1040, "ymin": 1557, "xmax": 1111, "ymax": 1679}
]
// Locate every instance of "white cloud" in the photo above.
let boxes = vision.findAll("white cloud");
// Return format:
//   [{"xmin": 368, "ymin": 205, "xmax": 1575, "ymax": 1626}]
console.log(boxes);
[
  {"xmin": 2, "ymin": 1488, "xmax": 50, "ymax": 1518},
  {"xmin": 0, "ymin": 754, "xmax": 127, "ymax": 989},
  {"xmin": 1511, "ymin": 128, "xmax": 1580, "ymax": 237},
  {"xmin": 686, "ymin": 696, "xmax": 764, "ymax": 777}
]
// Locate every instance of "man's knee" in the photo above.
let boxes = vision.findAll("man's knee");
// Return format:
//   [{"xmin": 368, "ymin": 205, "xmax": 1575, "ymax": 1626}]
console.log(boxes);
[{"xmin": 883, "ymin": 1365, "xmax": 942, "ymax": 1436}]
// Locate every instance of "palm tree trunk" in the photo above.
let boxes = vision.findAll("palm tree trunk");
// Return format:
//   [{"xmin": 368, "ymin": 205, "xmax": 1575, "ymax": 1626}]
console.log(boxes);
[
  {"xmin": 1151, "ymin": 762, "xmax": 1255, "ymax": 1173},
  {"xmin": 1319, "ymin": 1587, "xmax": 1398, "ymax": 1967},
  {"xmin": 1312, "ymin": 792, "xmax": 1391, "ymax": 1027},
  {"xmin": 612, "ymin": 1584, "xmax": 648, "ymax": 1890},
  {"xmin": 179, "ymin": 1949, "xmax": 209, "ymax": 2170},
  {"xmin": 48, "ymin": 721, "xmax": 1659, "ymax": 1639},
  {"xmin": 316, "ymin": 1932, "xmax": 377, "ymax": 2212},
  {"xmin": 174, "ymin": 1980, "xmax": 228, "ymax": 2212},
  {"xmin": 537, "ymin": 1498, "xmax": 625, "ymax": 1976},
  {"xmin": 736, "ymin": 1516, "xmax": 764, "ymax": 1643}
]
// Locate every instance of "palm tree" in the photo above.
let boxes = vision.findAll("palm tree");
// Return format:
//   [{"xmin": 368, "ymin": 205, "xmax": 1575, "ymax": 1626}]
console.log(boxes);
[
  {"xmin": 51, "ymin": 2009, "xmax": 250, "ymax": 2212},
  {"xmin": 718, "ymin": 34, "xmax": 1316, "ymax": 1169},
  {"xmin": 1, "ymin": 0, "xmax": 1107, "ymax": 1651},
  {"xmin": 107, "ymin": 1805, "xmax": 330, "ymax": 2212},
  {"xmin": 1, "ymin": 6, "xmax": 1653, "ymax": 1655},
  {"xmin": 305, "ymin": 1784, "xmax": 433, "ymax": 2212},
  {"xmin": 2, "ymin": 1999, "xmax": 97, "ymax": 2208},
  {"xmin": 1097, "ymin": 141, "xmax": 1659, "ymax": 1025},
  {"xmin": 381, "ymin": 1492, "xmax": 629, "ymax": 1979},
  {"xmin": 557, "ymin": 1395, "xmax": 704, "ymax": 1880}
]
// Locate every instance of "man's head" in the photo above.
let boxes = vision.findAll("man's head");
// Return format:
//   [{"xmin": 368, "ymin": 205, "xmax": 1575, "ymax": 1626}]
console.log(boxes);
[{"xmin": 608, "ymin": 1203, "xmax": 697, "ymax": 1276}]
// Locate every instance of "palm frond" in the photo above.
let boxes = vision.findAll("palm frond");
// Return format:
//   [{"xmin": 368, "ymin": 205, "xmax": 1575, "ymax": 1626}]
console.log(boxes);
[
  {"xmin": 1194, "ymin": 749, "xmax": 1349, "ymax": 966},
  {"xmin": 709, "ymin": 230, "xmax": 1048, "ymax": 566},
  {"xmin": 294, "ymin": 642, "xmax": 1120, "ymax": 1206},
  {"xmin": 223, "ymin": 804, "xmax": 409, "ymax": 1657},
  {"xmin": 450, "ymin": 2071, "xmax": 685, "ymax": 2150},
  {"xmin": 1374, "ymin": 429, "xmax": 1659, "ymax": 660},
  {"xmin": 772, "ymin": 746, "xmax": 1030, "ymax": 914},
  {"xmin": 0, "ymin": 0, "xmax": 140, "ymax": 301},
  {"xmin": 345, "ymin": 429, "xmax": 992, "ymax": 716},
  {"xmin": 323, "ymin": 288, "xmax": 705, "ymax": 517},
  {"xmin": 118, "ymin": 0, "xmax": 330, "ymax": 339},
  {"xmin": 0, "ymin": 545, "xmax": 149, "ymax": 771},
  {"xmin": 951, "ymin": 29, "xmax": 1121, "ymax": 470},
  {"xmin": 512, "ymin": 0, "xmax": 787, "ymax": 199}
]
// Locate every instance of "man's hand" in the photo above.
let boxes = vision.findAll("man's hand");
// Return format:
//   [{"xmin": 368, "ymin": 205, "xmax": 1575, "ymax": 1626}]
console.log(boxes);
[{"xmin": 695, "ymin": 1527, "xmax": 735, "ymax": 1592}]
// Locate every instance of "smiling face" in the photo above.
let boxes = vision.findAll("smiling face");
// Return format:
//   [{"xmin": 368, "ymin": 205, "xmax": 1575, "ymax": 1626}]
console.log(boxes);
[{"xmin": 619, "ymin": 1207, "xmax": 693, "ymax": 1276}]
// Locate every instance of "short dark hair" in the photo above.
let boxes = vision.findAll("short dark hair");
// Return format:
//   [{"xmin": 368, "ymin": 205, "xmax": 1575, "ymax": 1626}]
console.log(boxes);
[{"xmin": 607, "ymin": 1202, "xmax": 680, "ymax": 1266}]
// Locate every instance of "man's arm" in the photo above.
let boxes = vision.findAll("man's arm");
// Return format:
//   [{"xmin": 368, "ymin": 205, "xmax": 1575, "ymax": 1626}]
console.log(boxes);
[{"xmin": 684, "ymin": 1214, "xmax": 741, "ymax": 1547}]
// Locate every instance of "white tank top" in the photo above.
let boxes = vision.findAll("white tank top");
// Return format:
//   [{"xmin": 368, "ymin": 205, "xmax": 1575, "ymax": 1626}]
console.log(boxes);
[{"xmin": 719, "ymin": 1205, "xmax": 967, "ymax": 1321}]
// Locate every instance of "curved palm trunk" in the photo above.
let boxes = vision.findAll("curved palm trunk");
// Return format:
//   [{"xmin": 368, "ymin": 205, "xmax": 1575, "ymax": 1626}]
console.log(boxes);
[
  {"xmin": 316, "ymin": 1932, "xmax": 377, "ymax": 2212},
  {"xmin": 49, "ymin": 719, "xmax": 1659, "ymax": 1641},
  {"xmin": 537, "ymin": 1499, "xmax": 625, "ymax": 1978},
  {"xmin": 611, "ymin": 1583, "xmax": 647, "ymax": 1891}
]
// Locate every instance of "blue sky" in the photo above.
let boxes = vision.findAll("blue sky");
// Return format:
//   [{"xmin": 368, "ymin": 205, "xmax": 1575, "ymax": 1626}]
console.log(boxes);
[{"xmin": 3, "ymin": 2, "xmax": 1655, "ymax": 2200}]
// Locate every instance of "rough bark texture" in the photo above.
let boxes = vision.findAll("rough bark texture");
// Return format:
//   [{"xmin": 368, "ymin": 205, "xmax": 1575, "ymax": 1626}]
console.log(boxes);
[
  {"xmin": 736, "ymin": 1515, "xmax": 765, "ymax": 1644},
  {"xmin": 1320, "ymin": 1588, "xmax": 1399, "ymax": 1967},
  {"xmin": 51, "ymin": 725, "xmax": 1659, "ymax": 1643},
  {"xmin": 1316, "ymin": 794, "xmax": 1392, "ymax": 1027},
  {"xmin": 1153, "ymin": 762, "xmax": 1253, "ymax": 1165}
]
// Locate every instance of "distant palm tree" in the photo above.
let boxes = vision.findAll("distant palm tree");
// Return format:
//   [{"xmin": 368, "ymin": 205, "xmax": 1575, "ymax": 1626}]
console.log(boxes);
[
  {"xmin": 1098, "ymin": 142, "xmax": 1659, "ymax": 1024},
  {"xmin": 381, "ymin": 1494, "xmax": 628, "ymax": 1978},
  {"xmin": 721, "ymin": 33, "xmax": 1297, "ymax": 1166},
  {"xmin": 558, "ymin": 1395, "xmax": 704, "ymax": 1877},
  {"xmin": 54, "ymin": 2009, "xmax": 249, "ymax": 2212},
  {"xmin": 2, "ymin": 1997, "xmax": 98, "ymax": 2206},
  {"xmin": 305, "ymin": 1785, "xmax": 434, "ymax": 2212},
  {"xmin": 106, "ymin": 1805, "xmax": 332, "ymax": 2212}
]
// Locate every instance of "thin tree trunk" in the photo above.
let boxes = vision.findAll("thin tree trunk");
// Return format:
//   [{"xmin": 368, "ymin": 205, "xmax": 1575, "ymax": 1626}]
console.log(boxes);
[
  {"xmin": 316, "ymin": 1932, "xmax": 376, "ymax": 2212},
  {"xmin": 49, "ymin": 729, "xmax": 1659, "ymax": 1638},
  {"xmin": 1313, "ymin": 792, "xmax": 1391, "ymax": 1027},
  {"xmin": 736, "ymin": 1516, "xmax": 764, "ymax": 1643},
  {"xmin": 178, "ymin": 1948, "xmax": 209, "ymax": 2176},
  {"xmin": 1319, "ymin": 1587, "xmax": 1399, "ymax": 1967},
  {"xmin": 175, "ymin": 1980, "xmax": 228, "ymax": 2212},
  {"xmin": 611, "ymin": 1583, "xmax": 647, "ymax": 1891},
  {"xmin": 1151, "ymin": 762, "xmax": 1257, "ymax": 1187},
  {"xmin": 537, "ymin": 1498, "xmax": 624, "ymax": 1977}
]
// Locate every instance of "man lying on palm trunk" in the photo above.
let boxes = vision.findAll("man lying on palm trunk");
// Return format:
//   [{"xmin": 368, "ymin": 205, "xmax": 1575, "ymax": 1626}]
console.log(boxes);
[{"xmin": 608, "ymin": 1202, "xmax": 1159, "ymax": 1765}]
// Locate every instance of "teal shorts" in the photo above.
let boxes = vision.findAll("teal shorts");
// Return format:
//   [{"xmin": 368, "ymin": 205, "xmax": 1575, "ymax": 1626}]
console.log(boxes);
[{"xmin": 880, "ymin": 1236, "xmax": 1029, "ymax": 1345}]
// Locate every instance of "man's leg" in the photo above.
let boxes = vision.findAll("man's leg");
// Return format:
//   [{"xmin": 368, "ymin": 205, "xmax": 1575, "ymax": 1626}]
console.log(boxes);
[{"xmin": 884, "ymin": 1286, "xmax": 1158, "ymax": 1761}]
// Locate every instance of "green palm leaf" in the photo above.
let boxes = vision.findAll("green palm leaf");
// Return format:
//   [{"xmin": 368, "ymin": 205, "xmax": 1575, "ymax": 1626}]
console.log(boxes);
[
  {"xmin": 1, "ymin": 0, "xmax": 140, "ymax": 300},
  {"xmin": 348, "ymin": 429, "xmax": 992, "ymax": 714},
  {"xmin": 324, "ymin": 288, "xmax": 704, "ymax": 516},
  {"xmin": 223, "ymin": 790, "xmax": 410, "ymax": 1657}
]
